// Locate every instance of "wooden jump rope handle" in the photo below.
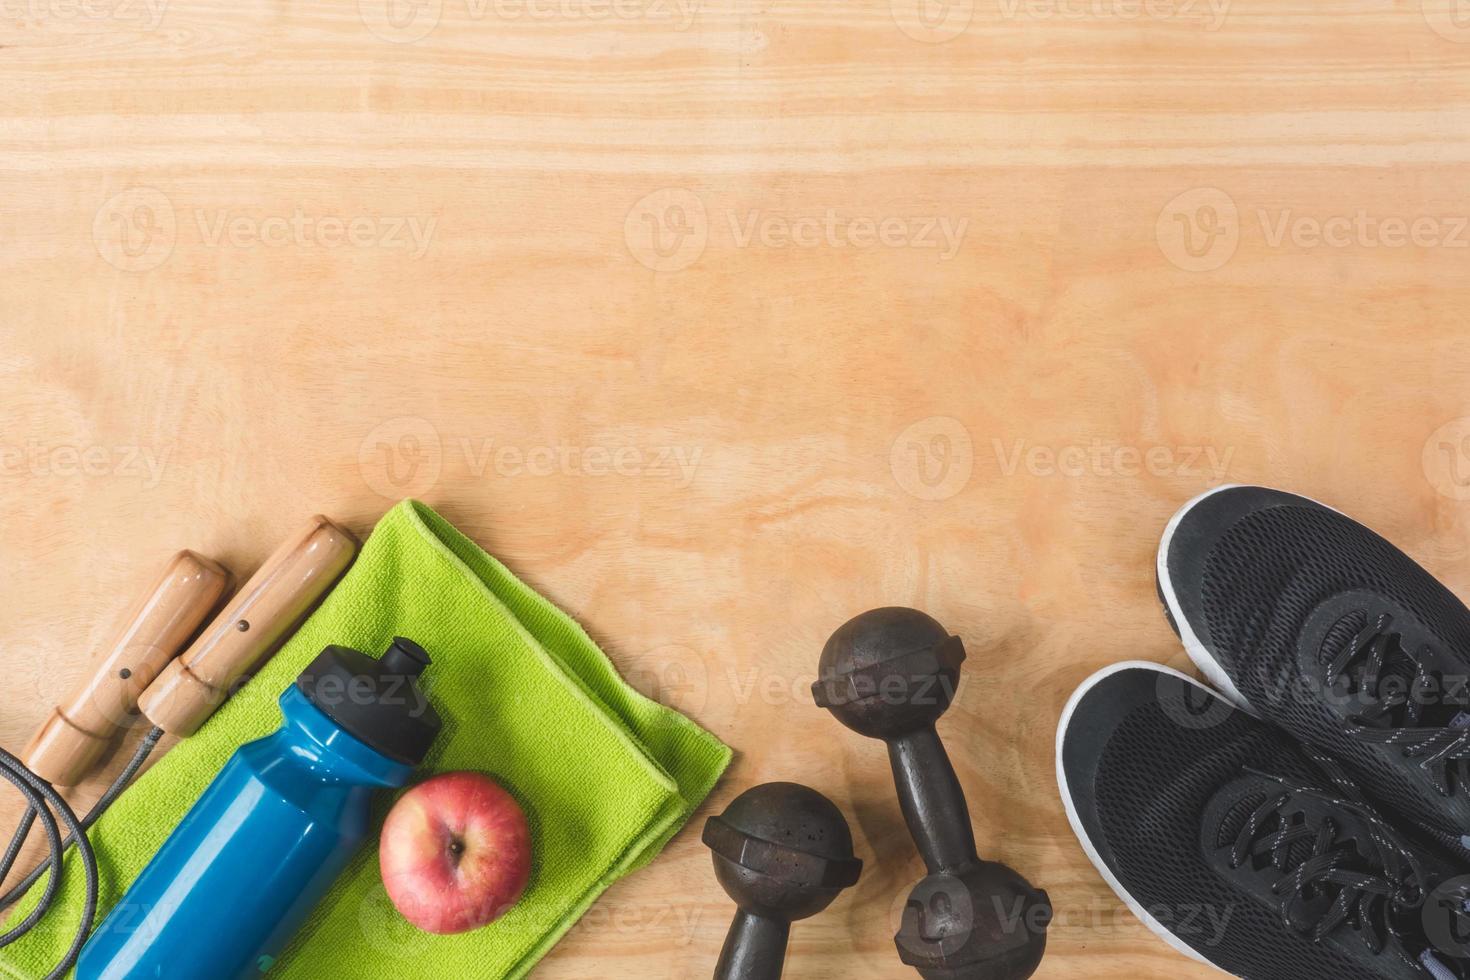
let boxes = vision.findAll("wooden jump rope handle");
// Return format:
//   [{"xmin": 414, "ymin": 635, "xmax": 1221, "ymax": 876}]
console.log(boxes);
[
  {"xmin": 22, "ymin": 515, "xmax": 358, "ymax": 787},
  {"xmin": 23, "ymin": 552, "xmax": 233, "ymax": 787},
  {"xmin": 139, "ymin": 515, "xmax": 358, "ymax": 737}
]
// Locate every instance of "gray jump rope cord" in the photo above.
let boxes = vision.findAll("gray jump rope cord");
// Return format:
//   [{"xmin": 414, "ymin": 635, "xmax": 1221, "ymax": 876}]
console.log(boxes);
[{"xmin": 0, "ymin": 727, "xmax": 164, "ymax": 980}]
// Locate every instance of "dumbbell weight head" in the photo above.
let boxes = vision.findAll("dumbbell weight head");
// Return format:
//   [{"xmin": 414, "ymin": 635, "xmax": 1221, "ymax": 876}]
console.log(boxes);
[
  {"xmin": 705, "ymin": 781, "xmax": 862, "ymax": 922},
  {"xmin": 897, "ymin": 865, "xmax": 1051, "ymax": 980},
  {"xmin": 813, "ymin": 606, "xmax": 962, "ymax": 739},
  {"xmin": 704, "ymin": 782, "xmax": 862, "ymax": 980}
]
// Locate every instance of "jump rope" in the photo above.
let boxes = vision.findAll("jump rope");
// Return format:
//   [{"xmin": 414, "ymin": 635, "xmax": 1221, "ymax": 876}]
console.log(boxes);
[{"xmin": 0, "ymin": 519, "xmax": 357, "ymax": 978}]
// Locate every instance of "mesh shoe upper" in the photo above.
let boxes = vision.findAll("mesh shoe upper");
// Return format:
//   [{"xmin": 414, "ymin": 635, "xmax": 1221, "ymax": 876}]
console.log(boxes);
[
  {"xmin": 1059, "ymin": 663, "xmax": 1470, "ymax": 980},
  {"xmin": 1161, "ymin": 486, "xmax": 1470, "ymax": 850}
]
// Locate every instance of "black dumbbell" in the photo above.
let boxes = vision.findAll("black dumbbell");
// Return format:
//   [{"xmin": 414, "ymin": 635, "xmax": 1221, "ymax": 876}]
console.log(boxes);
[
  {"xmin": 812, "ymin": 607, "xmax": 1051, "ymax": 980},
  {"xmin": 703, "ymin": 782, "xmax": 862, "ymax": 980}
]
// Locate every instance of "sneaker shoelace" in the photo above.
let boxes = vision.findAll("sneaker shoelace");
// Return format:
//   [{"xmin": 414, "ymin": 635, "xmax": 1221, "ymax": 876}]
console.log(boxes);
[
  {"xmin": 1228, "ymin": 751, "xmax": 1442, "ymax": 958},
  {"xmin": 1325, "ymin": 613, "xmax": 1470, "ymax": 798}
]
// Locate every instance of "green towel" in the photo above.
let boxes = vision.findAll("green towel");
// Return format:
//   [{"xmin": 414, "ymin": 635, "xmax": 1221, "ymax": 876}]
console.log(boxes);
[{"xmin": 0, "ymin": 500, "xmax": 731, "ymax": 979}]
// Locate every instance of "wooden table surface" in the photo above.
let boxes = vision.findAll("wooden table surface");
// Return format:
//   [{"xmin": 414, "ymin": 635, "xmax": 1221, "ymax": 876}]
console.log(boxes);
[{"xmin": 5, "ymin": 1, "xmax": 1470, "ymax": 976}]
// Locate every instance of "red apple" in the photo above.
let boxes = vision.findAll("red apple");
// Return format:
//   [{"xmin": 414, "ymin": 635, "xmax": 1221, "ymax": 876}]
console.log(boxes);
[{"xmin": 379, "ymin": 771, "xmax": 532, "ymax": 934}]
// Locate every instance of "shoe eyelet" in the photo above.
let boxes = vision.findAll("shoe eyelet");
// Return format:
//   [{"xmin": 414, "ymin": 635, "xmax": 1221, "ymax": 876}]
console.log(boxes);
[{"xmin": 1395, "ymin": 885, "xmax": 1425, "ymax": 907}]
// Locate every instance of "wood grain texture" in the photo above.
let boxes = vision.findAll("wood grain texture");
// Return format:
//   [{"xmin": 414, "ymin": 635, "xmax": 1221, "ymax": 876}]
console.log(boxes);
[{"xmin": 5, "ymin": 0, "xmax": 1470, "ymax": 976}]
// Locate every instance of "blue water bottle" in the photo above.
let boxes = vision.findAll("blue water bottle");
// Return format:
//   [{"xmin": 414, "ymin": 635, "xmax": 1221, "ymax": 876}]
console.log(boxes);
[{"xmin": 77, "ymin": 637, "xmax": 441, "ymax": 980}]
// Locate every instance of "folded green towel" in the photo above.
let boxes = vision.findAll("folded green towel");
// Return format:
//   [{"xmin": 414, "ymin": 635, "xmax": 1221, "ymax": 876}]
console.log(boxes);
[{"xmin": 0, "ymin": 500, "xmax": 731, "ymax": 979}]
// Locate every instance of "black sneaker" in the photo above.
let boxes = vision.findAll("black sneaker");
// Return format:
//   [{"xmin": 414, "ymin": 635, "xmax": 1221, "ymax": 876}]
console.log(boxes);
[
  {"xmin": 1158, "ymin": 485, "xmax": 1470, "ymax": 854},
  {"xmin": 1057, "ymin": 661, "xmax": 1470, "ymax": 979}
]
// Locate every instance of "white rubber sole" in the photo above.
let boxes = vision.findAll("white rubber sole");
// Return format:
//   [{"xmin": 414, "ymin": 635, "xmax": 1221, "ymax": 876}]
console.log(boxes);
[
  {"xmin": 1156, "ymin": 484, "xmax": 1252, "ymax": 710},
  {"xmin": 1054, "ymin": 661, "xmax": 1227, "ymax": 974}
]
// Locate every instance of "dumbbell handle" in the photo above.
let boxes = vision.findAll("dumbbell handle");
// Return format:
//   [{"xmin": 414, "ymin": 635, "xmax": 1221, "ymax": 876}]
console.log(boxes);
[
  {"xmin": 888, "ymin": 725, "xmax": 979, "ymax": 874},
  {"xmin": 714, "ymin": 911, "xmax": 788, "ymax": 980}
]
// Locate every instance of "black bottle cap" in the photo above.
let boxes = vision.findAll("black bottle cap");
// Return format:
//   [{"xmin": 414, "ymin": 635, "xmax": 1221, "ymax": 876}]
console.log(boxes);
[{"xmin": 296, "ymin": 637, "xmax": 442, "ymax": 766}]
